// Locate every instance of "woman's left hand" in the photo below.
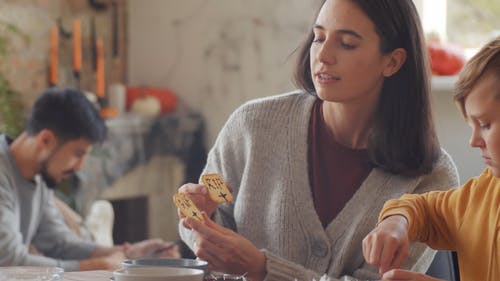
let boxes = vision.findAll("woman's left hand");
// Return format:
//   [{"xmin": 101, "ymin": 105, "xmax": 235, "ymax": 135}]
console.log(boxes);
[
  {"xmin": 185, "ymin": 213, "xmax": 267, "ymax": 281},
  {"xmin": 381, "ymin": 269, "xmax": 445, "ymax": 281}
]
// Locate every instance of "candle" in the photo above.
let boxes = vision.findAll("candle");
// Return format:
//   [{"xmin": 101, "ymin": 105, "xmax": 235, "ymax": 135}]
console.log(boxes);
[
  {"xmin": 95, "ymin": 39, "xmax": 105, "ymax": 98},
  {"xmin": 72, "ymin": 19, "xmax": 82, "ymax": 74},
  {"xmin": 49, "ymin": 25, "xmax": 58, "ymax": 86},
  {"xmin": 91, "ymin": 17, "xmax": 96, "ymax": 70}
]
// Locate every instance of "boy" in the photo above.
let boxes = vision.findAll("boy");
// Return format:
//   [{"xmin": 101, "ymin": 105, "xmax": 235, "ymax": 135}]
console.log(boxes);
[{"xmin": 362, "ymin": 36, "xmax": 500, "ymax": 281}]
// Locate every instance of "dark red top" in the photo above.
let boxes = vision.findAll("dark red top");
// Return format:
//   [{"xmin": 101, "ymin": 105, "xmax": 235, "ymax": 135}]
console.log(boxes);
[{"xmin": 308, "ymin": 99, "xmax": 373, "ymax": 228}]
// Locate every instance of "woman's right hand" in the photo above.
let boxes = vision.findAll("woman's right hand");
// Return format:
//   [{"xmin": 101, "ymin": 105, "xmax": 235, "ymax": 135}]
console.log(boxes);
[
  {"xmin": 362, "ymin": 215, "xmax": 410, "ymax": 274},
  {"xmin": 177, "ymin": 183, "xmax": 219, "ymax": 228}
]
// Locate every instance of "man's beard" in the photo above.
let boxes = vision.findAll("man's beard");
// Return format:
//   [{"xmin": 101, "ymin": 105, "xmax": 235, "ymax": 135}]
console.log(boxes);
[
  {"xmin": 39, "ymin": 159, "xmax": 75, "ymax": 189},
  {"xmin": 40, "ymin": 160, "xmax": 58, "ymax": 189}
]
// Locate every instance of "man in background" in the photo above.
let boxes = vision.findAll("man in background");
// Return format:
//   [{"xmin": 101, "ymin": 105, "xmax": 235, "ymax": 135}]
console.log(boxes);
[{"xmin": 0, "ymin": 88, "xmax": 178, "ymax": 271}]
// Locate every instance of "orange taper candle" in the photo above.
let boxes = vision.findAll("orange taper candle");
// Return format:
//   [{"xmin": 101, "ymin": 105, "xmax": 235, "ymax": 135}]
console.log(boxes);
[
  {"xmin": 72, "ymin": 19, "xmax": 82, "ymax": 73},
  {"xmin": 49, "ymin": 25, "xmax": 58, "ymax": 86},
  {"xmin": 95, "ymin": 39, "xmax": 105, "ymax": 98}
]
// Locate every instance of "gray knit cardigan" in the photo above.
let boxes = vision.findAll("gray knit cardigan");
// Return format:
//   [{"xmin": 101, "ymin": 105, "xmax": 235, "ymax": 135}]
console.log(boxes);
[{"xmin": 179, "ymin": 91, "xmax": 459, "ymax": 281}]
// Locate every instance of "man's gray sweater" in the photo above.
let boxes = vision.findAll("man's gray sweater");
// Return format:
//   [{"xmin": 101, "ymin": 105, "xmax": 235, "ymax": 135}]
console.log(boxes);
[{"xmin": 0, "ymin": 135, "xmax": 96, "ymax": 271}]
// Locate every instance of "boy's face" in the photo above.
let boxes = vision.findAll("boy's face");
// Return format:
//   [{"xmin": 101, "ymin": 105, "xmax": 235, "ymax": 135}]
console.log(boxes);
[{"xmin": 464, "ymin": 69, "xmax": 500, "ymax": 177}]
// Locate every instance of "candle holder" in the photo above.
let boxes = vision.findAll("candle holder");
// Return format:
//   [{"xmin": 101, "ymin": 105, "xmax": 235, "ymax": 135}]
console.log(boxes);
[
  {"xmin": 98, "ymin": 97, "xmax": 118, "ymax": 119},
  {"xmin": 48, "ymin": 25, "xmax": 58, "ymax": 87},
  {"xmin": 56, "ymin": 18, "xmax": 72, "ymax": 39}
]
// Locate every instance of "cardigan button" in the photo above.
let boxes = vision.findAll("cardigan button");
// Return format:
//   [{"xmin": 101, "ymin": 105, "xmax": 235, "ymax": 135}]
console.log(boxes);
[{"xmin": 312, "ymin": 240, "xmax": 329, "ymax": 257}]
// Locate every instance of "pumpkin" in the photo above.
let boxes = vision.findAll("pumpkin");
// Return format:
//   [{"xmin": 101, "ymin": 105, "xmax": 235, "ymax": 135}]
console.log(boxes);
[
  {"xmin": 428, "ymin": 41, "xmax": 466, "ymax": 76},
  {"xmin": 131, "ymin": 95, "xmax": 161, "ymax": 117},
  {"xmin": 126, "ymin": 87, "xmax": 177, "ymax": 114}
]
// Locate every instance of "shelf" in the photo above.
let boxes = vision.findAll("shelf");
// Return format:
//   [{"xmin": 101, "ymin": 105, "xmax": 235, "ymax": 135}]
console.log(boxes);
[{"xmin": 431, "ymin": 75, "xmax": 458, "ymax": 92}]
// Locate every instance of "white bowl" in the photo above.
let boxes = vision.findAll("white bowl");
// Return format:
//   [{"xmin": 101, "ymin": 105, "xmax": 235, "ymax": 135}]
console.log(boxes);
[
  {"xmin": 122, "ymin": 258, "xmax": 208, "ymax": 272},
  {"xmin": 113, "ymin": 267, "xmax": 204, "ymax": 281}
]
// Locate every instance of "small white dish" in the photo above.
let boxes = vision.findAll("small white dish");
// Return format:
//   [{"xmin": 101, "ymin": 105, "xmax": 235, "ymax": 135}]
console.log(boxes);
[
  {"xmin": 0, "ymin": 266, "xmax": 64, "ymax": 281},
  {"xmin": 122, "ymin": 258, "xmax": 208, "ymax": 272},
  {"xmin": 113, "ymin": 267, "xmax": 204, "ymax": 281}
]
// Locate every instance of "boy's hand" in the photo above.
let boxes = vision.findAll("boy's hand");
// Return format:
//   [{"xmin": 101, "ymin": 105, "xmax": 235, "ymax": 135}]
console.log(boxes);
[{"xmin": 362, "ymin": 215, "xmax": 410, "ymax": 274}]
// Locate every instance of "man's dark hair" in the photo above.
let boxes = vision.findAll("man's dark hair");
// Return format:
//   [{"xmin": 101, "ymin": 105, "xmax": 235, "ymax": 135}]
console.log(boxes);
[{"xmin": 26, "ymin": 87, "xmax": 107, "ymax": 143}]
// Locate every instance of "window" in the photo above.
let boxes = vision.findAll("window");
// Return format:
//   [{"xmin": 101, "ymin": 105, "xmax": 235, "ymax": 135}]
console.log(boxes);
[{"xmin": 415, "ymin": 0, "xmax": 500, "ymax": 59}]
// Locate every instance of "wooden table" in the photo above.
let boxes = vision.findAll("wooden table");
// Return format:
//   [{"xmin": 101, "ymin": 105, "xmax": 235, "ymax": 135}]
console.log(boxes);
[{"xmin": 64, "ymin": 270, "xmax": 112, "ymax": 281}]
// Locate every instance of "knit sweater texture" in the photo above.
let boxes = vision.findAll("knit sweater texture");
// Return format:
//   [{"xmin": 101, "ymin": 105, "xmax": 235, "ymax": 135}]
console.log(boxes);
[{"xmin": 179, "ymin": 91, "xmax": 459, "ymax": 281}]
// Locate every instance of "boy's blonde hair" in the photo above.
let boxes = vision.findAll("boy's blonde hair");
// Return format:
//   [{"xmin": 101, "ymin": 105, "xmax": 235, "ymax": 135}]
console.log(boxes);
[{"xmin": 454, "ymin": 36, "xmax": 500, "ymax": 117}]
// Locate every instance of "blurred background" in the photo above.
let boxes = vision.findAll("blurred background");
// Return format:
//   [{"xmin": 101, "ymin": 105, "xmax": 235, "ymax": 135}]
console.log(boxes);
[{"xmin": 0, "ymin": 0, "xmax": 498, "ymax": 244}]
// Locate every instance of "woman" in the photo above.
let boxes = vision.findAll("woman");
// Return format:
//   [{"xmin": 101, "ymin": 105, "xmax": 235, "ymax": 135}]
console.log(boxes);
[{"xmin": 177, "ymin": 0, "xmax": 459, "ymax": 280}]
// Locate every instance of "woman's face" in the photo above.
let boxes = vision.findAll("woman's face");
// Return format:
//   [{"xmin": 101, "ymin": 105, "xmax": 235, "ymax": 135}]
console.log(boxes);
[{"xmin": 310, "ymin": 0, "xmax": 394, "ymax": 105}]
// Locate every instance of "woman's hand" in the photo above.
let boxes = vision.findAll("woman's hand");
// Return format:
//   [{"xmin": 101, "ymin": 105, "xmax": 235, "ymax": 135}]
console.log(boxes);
[
  {"xmin": 177, "ymin": 183, "xmax": 219, "ymax": 228},
  {"xmin": 380, "ymin": 269, "xmax": 445, "ymax": 281},
  {"xmin": 185, "ymin": 213, "xmax": 266, "ymax": 281},
  {"xmin": 362, "ymin": 215, "xmax": 410, "ymax": 274}
]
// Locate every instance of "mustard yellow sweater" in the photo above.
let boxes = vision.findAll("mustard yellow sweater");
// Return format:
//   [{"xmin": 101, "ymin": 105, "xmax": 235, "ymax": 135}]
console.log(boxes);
[{"xmin": 380, "ymin": 168, "xmax": 500, "ymax": 281}]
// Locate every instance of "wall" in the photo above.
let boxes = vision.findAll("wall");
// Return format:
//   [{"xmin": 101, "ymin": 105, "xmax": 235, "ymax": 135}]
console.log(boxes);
[
  {"xmin": 127, "ymin": 0, "xmax": 318, "ymax": 144},
  {"xmin": 100, "ymin": 156, "xmax": 185, "ymax": 241},
  {"xmin": 0, "ymin": 0, "xmax": 127, "ymax": 111},
  {"xmin": 128, "ymin": 1, "xmax": 482, "ymax": 184}
]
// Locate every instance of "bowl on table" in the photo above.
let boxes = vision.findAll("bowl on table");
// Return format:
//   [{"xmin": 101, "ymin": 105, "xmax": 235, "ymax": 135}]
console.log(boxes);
[
  {"xmin": 122, "ymin": 258, "xmax": 208, "ymax": 272},
  {"xmin": 113, "ymin": 267, "xmax": 204, "ymax": 281}
]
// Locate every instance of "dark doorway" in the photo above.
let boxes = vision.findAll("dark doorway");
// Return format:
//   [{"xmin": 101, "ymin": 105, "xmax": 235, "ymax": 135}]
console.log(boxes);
[{"xmin": 110, "ymin": 196, "xmax": 148, "ymax": 244}]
